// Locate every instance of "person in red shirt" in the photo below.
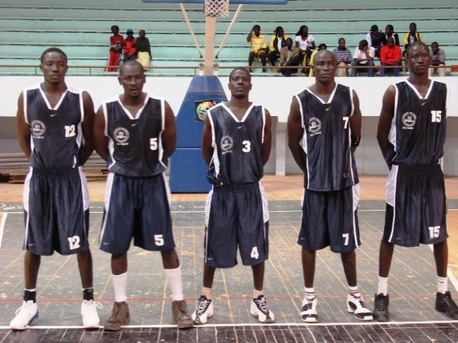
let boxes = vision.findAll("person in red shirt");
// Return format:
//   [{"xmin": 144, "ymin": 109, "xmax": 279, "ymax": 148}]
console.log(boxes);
[
  {"xmin": 380, "ymin": 37, "xmax": 402, "ymax": 76},
  {"xmin": 123, "ymin": 28, "xmax": 137, "ymax": 62},
  {"xmin": 105, "ymin": 25, "xmax": 125, "ymax": 72}
]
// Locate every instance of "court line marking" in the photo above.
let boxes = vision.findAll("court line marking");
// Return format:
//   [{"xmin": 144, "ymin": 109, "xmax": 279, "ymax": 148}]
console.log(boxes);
[
  {"xmin": 0, "ymin": 319, "xmax": 457, "ymax": 330},
  {"xmin": 0, "ymin": 212, "xmax": 7, "ymax": 249}
]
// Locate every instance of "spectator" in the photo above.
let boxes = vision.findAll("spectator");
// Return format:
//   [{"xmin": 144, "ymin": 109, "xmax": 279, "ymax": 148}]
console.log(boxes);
[
  {"xmin": 381, "ymin": 25, "xmax": 400, "ymax": 46},
  {"xmin": 279, "ymin": 37, "xmax": 300, "ymax": 76},
  {"xmin": 136, "ymin": 29, "xmax": 152, "ymax": 71},
  {"xmin": 308, "ymin": 43, "xmax": 327, "ymax": 77},
  {"xmin": 105, "ymin": 25, "xmax": 124, "ymax": 72},
  {"xmin": 295, "ymin": 25, "xmax": 316, "ymax": 67},
  {"xmin": 380, "ymin": 37, "xmax": 402, "ymax": 76},
  {"xmin": 332, "ymin": 37, "xmax": 352, "ymax": 77},
  {"xmin": 403, "ymin": 22, "xmax": 423, "ymax": 55},
  {"xmin": 351, "ymin": 40, "xmax": 375, "ymax": 77},
  {"xmin": 247, "ymin": 24, "xmax": 267, "ymax": 72},
  {"xmin": 429, "ymin": 42, "xmax": 446, "ymax": 77},
  {"xmin": 365, "ymin": 25, "xmax": 384, "ymax": 58},
  {"xmin": 123, "ymin": 28, "xmax": 137, "ymax": 62},
  {"xmin": 268, "ymin": 26, "xmax": 288, "ymax": 71}
]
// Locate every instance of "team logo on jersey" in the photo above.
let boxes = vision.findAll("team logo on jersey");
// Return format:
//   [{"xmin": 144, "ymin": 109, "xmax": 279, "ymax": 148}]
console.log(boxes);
[
  {"xmin": 113, "ymin": 127, "xmax": 130, "ymax": 145},
  {"xmin": 31, "ymin": 120, "xmax": 45, "ymax": 139},
  {"xmin": 220, "ymin": 135, "xmax": 233, "ymax": 154},
  {"xmin": 308, "ymin": 117, "xmax": 322, "ymax": 136},
  {"xmin": 402, "ymin": 112, "xmax": 416, "ymax": 129}
]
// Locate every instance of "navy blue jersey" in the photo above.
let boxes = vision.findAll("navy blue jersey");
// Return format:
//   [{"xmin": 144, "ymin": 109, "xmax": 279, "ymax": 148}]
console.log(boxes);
[
  {"xmin": 207, "ymin": 103, "xmax": 266, "ymax": 186},
  {"xmin": 386, "ymin": 80, "xmax": 447, "ymax": 166},
  {"xmin": 24, "ymin": 85, "xmax": 84, "ymax": 169},
  {"xmin": 103, "ymin": 95, "xmax": 168, "ymax": 177},
  {"xmin": 295, "ymin": 83, "xmax": 358, "ymax": 191}
]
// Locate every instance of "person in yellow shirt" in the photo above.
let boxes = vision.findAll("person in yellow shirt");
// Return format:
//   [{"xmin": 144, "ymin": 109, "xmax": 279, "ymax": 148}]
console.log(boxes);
[
  {"xmin": 247, "ymin": 25, "xmax": 267, "ymax": 72},
  {"xmin": 268, "ymin": 26, "xmax": 288, "ymax": 72}
]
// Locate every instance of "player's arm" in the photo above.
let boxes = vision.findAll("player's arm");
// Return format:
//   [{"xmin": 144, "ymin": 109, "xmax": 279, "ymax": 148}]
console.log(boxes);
[
  {"xmin": 287, "ymin": 96, "xmax": 306, "ymax": 173},
  {"xmin": 201, "ymin": 115, "xmax": 213, "ymax": 166},
  {"xmin": 377, "ymin": 85, "xmax": 396, "ymax": 167},
  {"xmin": 261, "ymin": 109, "xmax": 272, "ymax": 166},
  {"xmin": 350, "ymin": 90, "xmax": 362, "ymax": 153},
  {"xmin": 162, "ymin": 100, "xmax": 177, "ymax": 158},
  {"xmin": 16, "ymin": 92, "xmax": 31, "ymax": 159},
  {"xmin": 93, "ymin": 105, "xmax": 109, "ymax": 161},
  {"xmin": 80, "ymin": 91, "xmax": 95, "ymax": 165}
]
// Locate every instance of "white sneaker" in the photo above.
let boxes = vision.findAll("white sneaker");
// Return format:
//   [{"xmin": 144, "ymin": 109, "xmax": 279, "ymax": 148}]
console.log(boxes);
[
  {"xmin": 301, "ymin": 297, "xmax": 318, "ymax": 323},
  {"xmin": 81, "ymin": 300, "xmax": 102, "ymax": 328},
  {"xmin": 10, "ymin": 300, "xmax": 39, "ymax": 330},
  {"xmin": 347, "ymin": 294, "xmax": 373, "ymax": 321},
  {"xmin": 192, "ymin": 295, "xmax": 214, "ymax": 325},
  {"xmin": 250, "ymin": 295, "xmax": 275, "ymax": 323}
]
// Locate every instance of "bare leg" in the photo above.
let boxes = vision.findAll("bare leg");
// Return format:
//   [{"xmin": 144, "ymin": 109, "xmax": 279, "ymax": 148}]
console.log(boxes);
[
  {"xmin": 161, "ymin": 248, "xmax": 180, "ymax": 269},
  {"xmin": 24, "ymin": 251, "xmax": 41, "ymax": 289},
  {"xmin": 251, "ymin": 262, "xmax": 265, "ymax": 291},
  {"xmin": 203, "ymin": 263, "xmax": 216, "ymax": 289},
  {"xmin": 77, "ymin": 249, "xmax": 93, "ymax": 289},
  {"xmin": 111, "ymin": 253, "xmax": 128, "ymax": 275},
  {"xmin": 378, "ymin": 240, "xmax": 395, "ymax": 277},
  {"xmin": 302, "ymin": 248, "xmax": 316, "ymax": 288},
  {"xmin": 434, "ymin": 240, "xmax": 448, "ymax": 278},
  {"xmin": 341, "ymin": 250, "xmax": 357, "ymax": 287}
]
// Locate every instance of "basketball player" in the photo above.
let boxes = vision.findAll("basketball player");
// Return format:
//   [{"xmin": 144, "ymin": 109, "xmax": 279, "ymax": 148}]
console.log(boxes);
[
  {"xmin": 192, "ymin": 67, "xmax": 274, "ymax": 324},
  {"xmin": 287, "ymin": 50, "xmax": 373, "ymax": 323},
  {"xmin": 10, "ymin": 47, "xmax": 100, "ymax": 330},
  {"xmin": 373, "ymin": 41, "xmax": 458, "ymax": 321},
  {"xmin": 93, "ymin": 60, "xmax": 193, "ymax": 330}
]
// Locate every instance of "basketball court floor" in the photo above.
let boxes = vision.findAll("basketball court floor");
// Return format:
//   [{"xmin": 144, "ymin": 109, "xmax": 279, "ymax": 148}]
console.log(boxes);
[{"xmin": 1, "ymin": 175, "xmax": 458, "ymax": 342}]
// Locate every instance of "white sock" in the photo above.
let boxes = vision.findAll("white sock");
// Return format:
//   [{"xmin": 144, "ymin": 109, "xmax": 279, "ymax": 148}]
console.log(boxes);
[
  {"xmin": 377, "ymin": 276, "xmax": 388, "ymax": 296},
  {"xmin": 304, "ymin": 287, "xmax": 315, "ymax": 300},
  {"xmin": 165, "ymin": 266, "xmax": 184, "ymax": 301},
  {"xmin": 348, "ymin": 285, "xmax": 360, "ymax": 297},
  {"xmin": 112, "ymin": 272, "xmax": 127, "ymax": 302},
  {"xmin": 253, "ymin": 289, "xmax": 263, "ymax": 299},
  {"xmin": 437, "ymin": 276, "xmax": 448, "ymax": 294},
  {"xmin": 202, "ymin": 287, "xmax": 212, "ymax": 300}
]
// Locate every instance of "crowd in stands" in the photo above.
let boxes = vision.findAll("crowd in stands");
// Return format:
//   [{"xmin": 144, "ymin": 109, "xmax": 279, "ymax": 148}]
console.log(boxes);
[
  {"xmin": 105, "ymin": 26, "xmax": 152, "ymax": 72},
  {"xmin": 247, "ymin": 22, "xmax": 448, "ymax": 77}
]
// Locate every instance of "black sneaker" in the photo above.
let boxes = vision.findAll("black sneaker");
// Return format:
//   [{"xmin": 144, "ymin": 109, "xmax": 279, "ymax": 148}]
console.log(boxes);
[
  {"xmin": 436, "ymin": 291, "xmax": 458, "ymax": 319},
  {"xmin": 373, "ymin": 293, "xmax": 389, "ymax": 322}
]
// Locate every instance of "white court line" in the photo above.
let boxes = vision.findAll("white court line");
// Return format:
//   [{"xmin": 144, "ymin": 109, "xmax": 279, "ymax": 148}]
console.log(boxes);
[
  {"xmin": 0, "ymin": 213, "xmax": 7, "ymax": 249},
  {"xmin": 0, "ymin": 319, "xmax": 457, "ymax": 330}
]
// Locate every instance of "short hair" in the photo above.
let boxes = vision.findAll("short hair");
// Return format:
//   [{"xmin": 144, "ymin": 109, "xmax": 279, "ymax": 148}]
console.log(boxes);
[
  {"xmin": 275, "ymin": 26, "xmax": 283, "ymax": 34},
  {"xmin": 406, "ymin": 41, "xmax": 428, "ymax": 57},
  {"xmin": 318, "ymin": 43, "xmax": 327, "ymax": 50},
  {"xmin": 40, "ymin": 47, "xmax": 67, "ymax": 64},
  {"xmin": 385, "ymin": 24, "xmax": 394, "ymax": 31},
  {"xmin": 111, "ymin": 25, "xmax": 119, "ymax": 31},
  {"xmin": 119, "ymin": 60, "xmax": 144, "ymax": 76},
  {"xmin": 253, "ymin": 24, "xmax": 261, "ymax": 30},
  {"xmin": 229, "ymin": 67, "xmax": 251, "ymax": 81}
]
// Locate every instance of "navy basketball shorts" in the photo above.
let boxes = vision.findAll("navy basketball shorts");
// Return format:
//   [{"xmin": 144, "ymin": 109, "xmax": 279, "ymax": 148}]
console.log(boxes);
[
  {"xmin": 204, "ymin": 182, "xmax": 269, "ymax": 268},
  {"xmin": 99, "ymin": 172, "xmax": 175, "ymax": 254},
  {"xmin": 383, "ymin": 164, "xmax": 447, "ymax": 247},
  {"xmin": 23, "ymin": 167, "xmax": 90, "ymax": 256},
  {"xmin": 298, "ymin": 185, "xmax": 360, "ymax": 253}
]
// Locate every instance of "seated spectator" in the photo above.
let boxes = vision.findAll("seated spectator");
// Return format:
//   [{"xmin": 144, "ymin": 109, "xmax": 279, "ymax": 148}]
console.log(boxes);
[
  {"xmin": 295, "ymin": 25, "xmax": 316, "ymax": 67},
  {"xmin": 403, "ymin": 22, "xmax": 423, "ymax": 55},
  {"xmin": 381, "ymin": 25, "xmax": 400, "ymax": 46},
  {"xmin": 279, "ymin": 37, "xmax": 300, "ymax": 77},
  {"xmin": 351, "ymin": 40, "xmax": 375, "ymax": 77},
  {"xmin": 365, "ymin": 25, "xmax": 384, "ymax": 58},
  {"xmin": 136, "ymin": 29, "xmax": 152, "ymax": 71},
  {"xmin": 247, "ymin": 24, "xmax": 267, "ymax": 72},
  {"xmin": 429, "ymin": 42, "xmax": 446, "ymax": 77},
  {"xmin": 308, "ymin": 43, "xmax": 327, "ymax": 77},
  {"xmin": 123, "ymin": 28, "xmax": 137, "ymax": 62},
  {"xmin": 268, "ymin": 26, "xmax": 288, "ymax": 71},
  {"xmin": 332, "ymin": 37, "xmax": 352, "ymax": 77},
  {"xmin": 380, "ymin": 37, "xmax": 402, "ymax": 76},
  {"xmin": 105, "ymin": 25, "xmax": 124, "ymax": 72}
]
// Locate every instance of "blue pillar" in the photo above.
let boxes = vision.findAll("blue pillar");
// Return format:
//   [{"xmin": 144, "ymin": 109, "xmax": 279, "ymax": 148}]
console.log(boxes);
[{"xmin": 169, "ymin": 75, "xmax": 227, "ymax": 192}]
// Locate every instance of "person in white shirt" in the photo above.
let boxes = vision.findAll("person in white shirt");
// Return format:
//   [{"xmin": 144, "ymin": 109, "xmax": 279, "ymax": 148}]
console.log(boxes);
[{"xmin": 351, "ymin": 40, "xmax": 375, "ymax": 76}]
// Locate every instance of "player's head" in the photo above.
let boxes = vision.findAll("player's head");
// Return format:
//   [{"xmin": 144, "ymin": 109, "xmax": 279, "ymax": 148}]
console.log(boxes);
[
  {"xmin": 228, "ymin": 67, "xmax": 251, "ymax": 100},
  {"xmin": 406, "ymin": 41, "xmax": 431, "ymax": 75},
  {"xmin": 312, "ymin": 50, "xmax": 336, "ymax": 82},
  {"xmin": 40, "ymin": 48, "xmax": 68, "ymax": 84},
  {"xmin": 118, "ymin": 60, "xmax": 146, "ymax": 97}
]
